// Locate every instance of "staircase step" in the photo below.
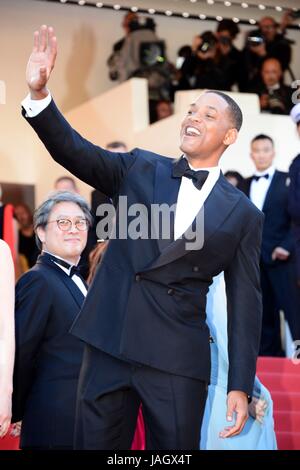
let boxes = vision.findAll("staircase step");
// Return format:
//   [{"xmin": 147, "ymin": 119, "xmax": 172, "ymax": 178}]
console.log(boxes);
[
  {"xmin": 276, "ymin": 431, "xmax": 300, "ymax": 450},
  {"xmin": 271, "ymin": 391, "xmax": 300, "ymax": 411},
  {"xmin": 257, "ymin": 372, "xmax": 300, "ymax": 392},
  {"xmin": 257, "ymin": 357, "xmax": 300, "ymax": 375},
  {"xmin": 274, "ymin": 411, "xmax": 300, "ymax": 433}
]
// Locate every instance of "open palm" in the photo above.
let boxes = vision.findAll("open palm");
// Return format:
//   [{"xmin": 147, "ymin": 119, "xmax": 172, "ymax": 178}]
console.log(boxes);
[{"xmin": 26, "ymin": 25, "xmax": 57, "ymax": 92}]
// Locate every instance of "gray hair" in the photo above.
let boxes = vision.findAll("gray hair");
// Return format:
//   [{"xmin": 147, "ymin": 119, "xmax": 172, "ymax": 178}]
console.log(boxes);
[{"xmin": 34, "ymin": 191, "xmax": 92, "ymax": 250}]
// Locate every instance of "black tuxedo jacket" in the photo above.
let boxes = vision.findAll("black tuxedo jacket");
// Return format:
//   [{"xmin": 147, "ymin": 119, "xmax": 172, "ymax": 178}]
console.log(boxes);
[
  {"xmin": 12, "ymin": 254, "xmax": 86, "ymax": 448},
  {"xmin": 244, "ymin": 171, "xmax": 293, "ymax": 265},
  {"xmin": 23, "ymin": 100, "xmax": 263, "ymax": 396}
]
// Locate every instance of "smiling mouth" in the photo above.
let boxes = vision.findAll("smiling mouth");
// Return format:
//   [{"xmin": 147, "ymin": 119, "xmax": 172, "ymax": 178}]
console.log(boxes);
[{"xmin": 184, "ymin": 126, "xmax": 201, "ymax": 137}]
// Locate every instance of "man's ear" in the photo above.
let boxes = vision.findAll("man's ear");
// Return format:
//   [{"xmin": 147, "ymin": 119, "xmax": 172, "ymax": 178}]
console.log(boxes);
[
  {"xmin": 36, "ymin": 226, "xmax": 46, "ymax": 245},
  {"xmin": 223, "ymin": 128, "xmax": 238, "ymax": 146}
]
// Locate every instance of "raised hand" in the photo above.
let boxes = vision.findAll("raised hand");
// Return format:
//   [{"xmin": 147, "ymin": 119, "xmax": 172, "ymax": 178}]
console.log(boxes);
[{"xmin": 26, "ymin": 25, "xmax": 57, "ymax": 99}]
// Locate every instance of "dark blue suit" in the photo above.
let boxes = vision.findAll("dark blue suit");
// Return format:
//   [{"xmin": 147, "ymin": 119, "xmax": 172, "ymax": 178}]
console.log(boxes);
[
  {"xmin": 12, "ymin": 254, "xmax": 86, "ymax": 449},
  {"xmin": 244, "ymin": 171, "xmax": 300, "ymax": 356},
  {"xmin": 288, "ymin": 154, "xmax": 300, "ymax": 281},
  {"xmin": 23, "ymin": 100, "xmax": 263, "ymax": 450}
]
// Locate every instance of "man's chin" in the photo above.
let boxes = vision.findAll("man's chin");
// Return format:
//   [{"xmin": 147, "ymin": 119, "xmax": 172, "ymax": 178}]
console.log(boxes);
[{"xmin": 180, "ymin": 143, "xmax": 195, "ymax": 156}]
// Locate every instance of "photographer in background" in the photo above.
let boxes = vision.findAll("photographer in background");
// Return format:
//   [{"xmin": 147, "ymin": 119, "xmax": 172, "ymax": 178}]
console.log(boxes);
[
  {"xmin": 179, "ymin": 31, "xmax": 229, "ymax": 91},
  {"xmin": 107, "ymin": 11, "xmax": 138, "ymax": 81},
  {"xmin": 240, "ymin": 15, "xmax": 294, "ymax": 92},
  {"xmin": 253, "ymin": 57, "xmax": 293, "ymax": 115},
  {"xmin": 215, "ymin": 20, "xmax": 242, "ymax": 90}
]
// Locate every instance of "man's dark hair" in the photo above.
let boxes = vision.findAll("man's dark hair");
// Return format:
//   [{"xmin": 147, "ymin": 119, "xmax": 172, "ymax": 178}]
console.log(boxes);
[
  {"xmin": 251, "ymin": 134, "xmax": 274, "ymax": 146},
  {"xmin": 205, "ymin": 90, "xmax": 243, "ymax": 131},
  {"xmin": 106, "ymin": 141, "xmax": 127, "ymax": 150},
  {"xmin": 217, "ymin": 19, "xmax": 240, "ymax": 39}
]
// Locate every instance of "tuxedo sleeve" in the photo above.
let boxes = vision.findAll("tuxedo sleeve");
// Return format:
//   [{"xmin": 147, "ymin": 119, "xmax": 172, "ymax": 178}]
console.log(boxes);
[
  {"xmin": 288, "ymin": 156, "xmax": 300, "ymax": 225},
  {"xmin": 22, "ymin": 99, "xmax": 137, "ymax": 198},
  {"xmin": 12, "ymin": 271, "xmax": 53, "ymax": 422},
  {"xmin": 224, "ymin": 211, "xmax": 263, "ymax": 397}
]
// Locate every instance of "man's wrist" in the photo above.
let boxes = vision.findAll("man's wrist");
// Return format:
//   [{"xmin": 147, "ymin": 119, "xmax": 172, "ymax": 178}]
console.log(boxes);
[{"xmin": 29, "ymin": 88, "xmax": 49, "ymax": 100}]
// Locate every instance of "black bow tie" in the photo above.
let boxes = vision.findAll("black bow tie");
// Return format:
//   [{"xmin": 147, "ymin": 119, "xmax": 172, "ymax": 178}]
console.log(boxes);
[
  {"xmin": 172, "ymin": 157, "xmax": 209, "ymax": 190},
  {"xmin": 45, "ymin": 253, "xmax": 81, "ymax": 277},
  {"xmin": 253, "ymin": 173, "xmax": 269, "ymax": 181}
]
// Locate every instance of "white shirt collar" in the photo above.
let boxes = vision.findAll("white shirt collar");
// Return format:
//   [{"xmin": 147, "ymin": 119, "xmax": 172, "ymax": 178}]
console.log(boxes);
[
  {"xmin": 42, "ymin": 250, "xmax": 79, "ymax": 274},
  {"xmin": 254, "ymin": 165, "xmax": 275, "ymax": 177},
  {"xmin": 183, "ymin": 155, "xmax": 219, "ymax": 172}
]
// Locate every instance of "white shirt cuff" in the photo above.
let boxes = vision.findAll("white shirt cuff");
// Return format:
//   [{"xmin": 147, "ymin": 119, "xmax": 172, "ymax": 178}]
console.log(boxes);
[{"xmin": 21, "ymin": 91, "xmax": 52, "ymax": 118}]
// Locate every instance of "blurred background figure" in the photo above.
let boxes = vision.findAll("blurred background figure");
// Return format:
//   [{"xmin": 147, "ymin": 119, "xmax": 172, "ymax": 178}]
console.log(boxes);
[
  {"xmin": 253, "ymin": 58, "xmax": 293, "ymax": 115},
  {"xmin": 288, "ymin": 102, "xmax": 300, "ymax": 286},
  {"xmin": 0, "ymin": 239, "xmax": 15, "ymax": 439},
  {"xmin": 215, "ymin": 19, "xmax": 242, "ymax": 91},
  {"xmin": 0, "ymin": 184, "xmax": 21, "ymax": 278},
  {"xmin": 155, "ymin": 99, "xmax": 173, "ymax": 121},
  {"xmin": 54, "ymin": 176, "xmax": 79, "ymax": 193},
  {"xmin": 14, "ymin": 203, "xmax": 39, "ymax": 271},
  {"xmin": 224, "ymin": 170, "xmax": 246, "ymax": 191},
  {"xmin": 107, "ymin": 11, "xmax": 139, "ymax": 81},
  {"xmin": 240, "ymin": 13, "xmax": 294, "ymax": 92},
  {"xmin": 179, "ymin": 31, "xmax": 227, "ymax": 91},
  {"xmin": 243, "ymin": 134, "xmax": 300, "ymax": 356}
]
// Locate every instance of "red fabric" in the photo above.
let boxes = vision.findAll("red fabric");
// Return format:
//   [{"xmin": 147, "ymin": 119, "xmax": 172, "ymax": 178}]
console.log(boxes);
[
  {"xmin": 3, "ymin": 204, "xmax": 16, "ymax": 261},
  {"xmin": 131, "ymin": 406, "xmax": 146, "ymax": 450},
  {"xmin": 0, "ymin": 426, "xmax": 20, "ymax": 450}
]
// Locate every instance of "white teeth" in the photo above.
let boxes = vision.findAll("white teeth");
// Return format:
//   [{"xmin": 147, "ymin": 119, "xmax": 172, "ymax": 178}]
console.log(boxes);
[{"xmin": 186, "ymin": 126, "xmax": 200, "ymax": 136}]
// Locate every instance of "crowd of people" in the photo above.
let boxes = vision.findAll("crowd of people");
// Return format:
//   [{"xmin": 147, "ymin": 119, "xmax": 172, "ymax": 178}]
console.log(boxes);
[{"xmin": 108, "ymin": 11, "xmax": 299, "ymax": 122}]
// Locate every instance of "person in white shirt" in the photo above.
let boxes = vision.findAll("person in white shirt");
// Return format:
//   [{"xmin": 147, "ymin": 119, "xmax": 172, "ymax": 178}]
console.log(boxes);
[
  {"xmin": 12, "ymin": 191, "xmax": 92, "ymax": 449},
  {"xmin": 20, "ymin": 25, "xmax": 264, "ymax": 450},
  {"xmin": 244, "ymin": 134, "xmax": 300, "ymax": 356}
]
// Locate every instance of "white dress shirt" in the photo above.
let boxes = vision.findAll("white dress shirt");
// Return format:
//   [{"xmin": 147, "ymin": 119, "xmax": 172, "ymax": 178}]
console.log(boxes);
[
  {"xmin": 22, "ymin": 94, "xmax": 221, "ymax": 241},
  {"xmin": 43, "ymin": 250, "xmax": 87, "ymax": 297},
  {"xmin": 174, "ymin": 162, "xmax": 220, "ymax": 240},
  {"xmin": 249, "ymin": 165, "xmax": 275, "ymax": 211}
]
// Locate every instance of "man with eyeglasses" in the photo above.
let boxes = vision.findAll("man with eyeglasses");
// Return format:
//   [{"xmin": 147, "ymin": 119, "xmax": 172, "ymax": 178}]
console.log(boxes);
[{"xmin": 12, "ymin": 191, "xmax": 92, "ymax": 449}]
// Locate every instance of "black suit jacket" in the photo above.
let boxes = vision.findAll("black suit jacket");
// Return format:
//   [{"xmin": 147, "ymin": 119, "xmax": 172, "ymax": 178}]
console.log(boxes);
[
  {"xmin": 12, "ymin": 254, "xmax": 86, "ymax": 448},
  {"xmin": 288, "ymin": 154, "xmax": 300, "ymax": 225},
  {"xmin": 244, "ymin": 171, "xmax": 293, "ymax": 265},
  {"xmin": 23, "ymin": 100, "xmax": 263, "ymax": 397}
]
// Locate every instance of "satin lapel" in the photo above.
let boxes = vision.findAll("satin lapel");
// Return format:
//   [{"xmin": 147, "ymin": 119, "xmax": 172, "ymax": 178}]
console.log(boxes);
[
  {"xmin": 262, "ymin": 171, "xmax": 279, "ymax": 212},
  {"xmin": 146, "ymin": 174, "xmax": 241, "ymax": 271},
  {"xmin": 153, "ymin": 159, "xmax": 181, "ymax": 252},
  {"xmin": 37, "ymin": 255, "xmax": 85, "ymax": 309}
]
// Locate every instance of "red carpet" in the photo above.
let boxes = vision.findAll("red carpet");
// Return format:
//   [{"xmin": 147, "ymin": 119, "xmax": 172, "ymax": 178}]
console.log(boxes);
[
  {"xmin": 257, "ymin": 357, "xmax": 300, "ymax": 450},
  {"xmin": 1, "ymin": 357, "xmax": 298, "ymax": 450}
]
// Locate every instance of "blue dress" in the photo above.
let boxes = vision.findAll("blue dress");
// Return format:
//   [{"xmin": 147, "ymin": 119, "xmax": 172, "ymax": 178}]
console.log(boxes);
[{"xmin": 200, "ymin": 273, "xmax": 277, "ymax": 450}]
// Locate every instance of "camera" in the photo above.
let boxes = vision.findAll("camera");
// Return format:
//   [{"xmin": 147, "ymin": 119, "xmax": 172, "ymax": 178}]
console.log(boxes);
[
  {"xmin": 139, "ymin": 41, "xmax": 166, "ymax": 67},
  {"xmin": 247, "ymin": 35, "xmax": 264, "ymax": 47},
  {"xmin": 198, "ymin": 32, "xmax": 217, "ymax": 53},
  {"xmin": 290, "ymin": 10, "xmax": 300, "ymax": 19}
]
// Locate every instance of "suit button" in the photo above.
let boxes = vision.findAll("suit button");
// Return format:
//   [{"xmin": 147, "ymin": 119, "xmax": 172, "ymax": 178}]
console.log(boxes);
[
  {"xmin": 135, "ymin": 274, "xmax": 141, "ymax": 282},
  {"xmin": 167, "ymin": 288, "xmax": 174, "ymax": 295},
  {"xmin": 193, "ymin": 266, "xmax": 199, "ymax": 272}
]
